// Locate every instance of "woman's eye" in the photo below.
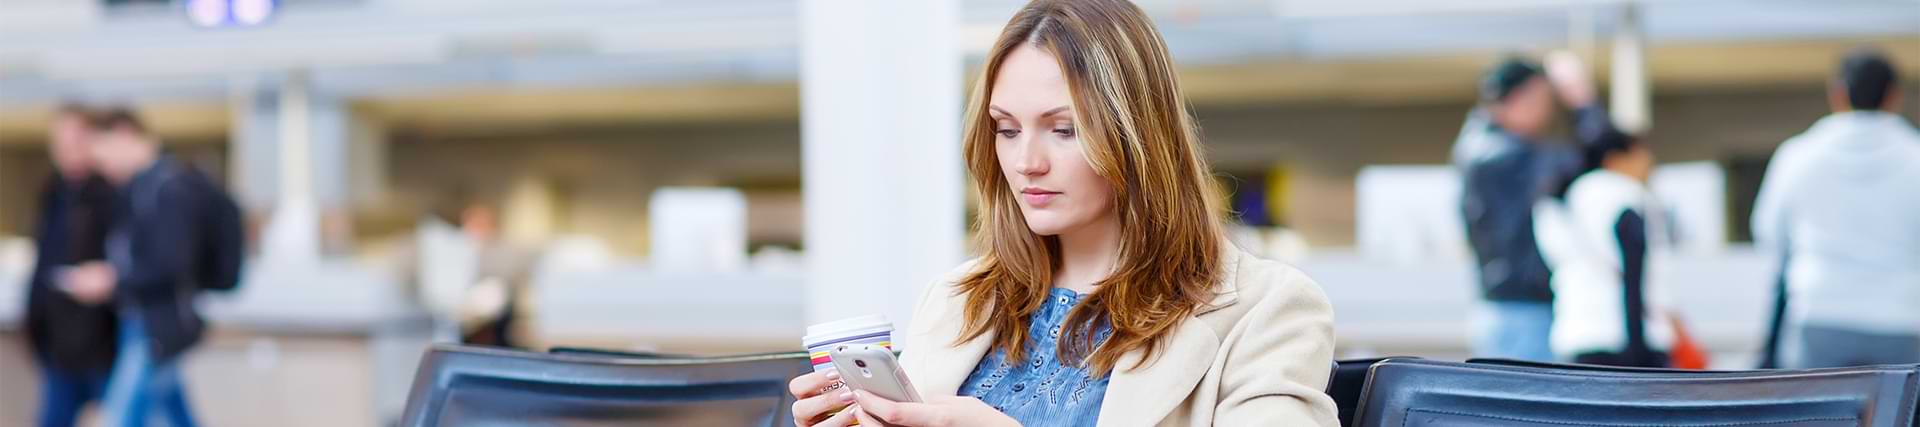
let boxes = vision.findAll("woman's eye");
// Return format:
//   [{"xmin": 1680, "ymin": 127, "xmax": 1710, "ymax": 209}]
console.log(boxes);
[
  {"xmin": 1052, "ymin": 127, "xmax": 1076, "ymax": 137},
  {"xmin": 996, "ymin": 129, "xmax": 1020, "ymax": 138}
]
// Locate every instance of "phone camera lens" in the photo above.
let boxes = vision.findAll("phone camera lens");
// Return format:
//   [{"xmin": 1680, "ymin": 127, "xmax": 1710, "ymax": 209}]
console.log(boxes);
[{"xmin": 854, "ymin": 360, "xmax": 868, "ymax": 368}]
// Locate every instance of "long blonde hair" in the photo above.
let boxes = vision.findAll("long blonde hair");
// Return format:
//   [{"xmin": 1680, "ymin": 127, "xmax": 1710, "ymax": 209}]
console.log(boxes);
[{"xmin": 955, "ymin": 0, "xmax": 1227, "ymax": 374}]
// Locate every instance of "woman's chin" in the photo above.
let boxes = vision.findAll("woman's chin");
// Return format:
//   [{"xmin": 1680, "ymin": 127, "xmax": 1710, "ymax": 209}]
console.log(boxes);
[
  {"xmin": 1021, "ymin": 220, "xmax": 1067, "ymax": 236},
  {"xmin": 1023, "ymin": 221, "xmax": 1072, "ymax": 237},
  {"xmin": 1022, "ymin": 210, "xmax": 1092, "ymax": 236}
]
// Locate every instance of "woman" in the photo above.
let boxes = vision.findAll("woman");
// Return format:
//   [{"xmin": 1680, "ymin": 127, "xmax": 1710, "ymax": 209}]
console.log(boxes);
[
  {"xmin": 788, "ymin": 0, "xmax": 1339, "ymax": 425},
  {"xmin": 1532, "ymin": 120, "xmax": 1675, "ymax": 368}
]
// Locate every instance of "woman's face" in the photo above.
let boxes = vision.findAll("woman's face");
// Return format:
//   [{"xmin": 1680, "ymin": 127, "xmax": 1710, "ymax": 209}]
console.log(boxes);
[{"xmin": 990, "ymin": 45, "xmax": 1115, "ymax": 237}]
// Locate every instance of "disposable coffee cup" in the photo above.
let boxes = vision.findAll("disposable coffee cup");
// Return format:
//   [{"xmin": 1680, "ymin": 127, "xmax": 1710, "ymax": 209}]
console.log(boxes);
[
  {"xmin": 803, "ymin": 314, "xmax": 895, "ymax": 375},
  {"xmin": 802, "ymin": 315, "xmax": 893, "ymax": 424}
]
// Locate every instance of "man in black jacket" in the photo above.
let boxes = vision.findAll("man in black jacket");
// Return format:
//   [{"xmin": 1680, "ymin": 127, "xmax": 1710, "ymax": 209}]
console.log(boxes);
[
  {"xmin": 24, "ymin": 105, "xmax": 120, "ymax": 427},
  {"xmin": 62, "ymin": 108, "xmax": 203, "ymax": 427},
  {"xmin": 1452, "ymin": 53, "xmax": 1613, "ymax": 361}
]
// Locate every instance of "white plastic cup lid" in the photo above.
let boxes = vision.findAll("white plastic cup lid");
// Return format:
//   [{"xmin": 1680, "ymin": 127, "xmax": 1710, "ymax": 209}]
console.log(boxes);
[{"xmin": 803, "ymin": 314, "xmax": 893, "ymax": 346}]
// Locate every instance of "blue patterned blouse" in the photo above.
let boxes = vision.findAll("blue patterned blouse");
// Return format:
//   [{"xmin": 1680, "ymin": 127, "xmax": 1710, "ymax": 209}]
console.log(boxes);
[{"xmin": 957, "ymin": 287, "xmax": 1113, "ymax": 427}]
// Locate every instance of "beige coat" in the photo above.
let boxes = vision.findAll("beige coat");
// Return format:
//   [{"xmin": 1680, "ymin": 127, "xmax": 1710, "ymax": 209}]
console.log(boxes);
[{"xmin": 898, "ymin": 247, "xmax": 1341, "ymax": 426}]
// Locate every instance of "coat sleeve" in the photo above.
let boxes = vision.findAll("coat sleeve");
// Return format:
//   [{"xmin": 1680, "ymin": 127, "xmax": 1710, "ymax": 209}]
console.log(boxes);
[{"xmin": 1212, "ymin": 265, "xmax": 1342, "ymax": 426}]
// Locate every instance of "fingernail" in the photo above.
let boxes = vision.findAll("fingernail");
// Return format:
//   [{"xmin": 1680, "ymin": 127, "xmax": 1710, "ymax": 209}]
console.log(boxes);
[
  {"xmin": 839, "ymin": 392, "xmax": 854, "ymax": 402},
  {"xmin": 825, "ymin": 370, "xmax": 840, "ymax": 380}
]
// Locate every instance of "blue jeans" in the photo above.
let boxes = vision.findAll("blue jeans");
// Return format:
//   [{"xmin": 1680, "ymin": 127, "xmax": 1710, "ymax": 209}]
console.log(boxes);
[
  {"xmin": 1473, "ymin": 301, "xmax": 1555, "ymax": 361},
  {"xmin": 100, "ymin": 316, "xmax": 198, "ymax": 427},
  {"xmin": 36, "ymin": 363, "xmax": 110, "ymax": 427}
]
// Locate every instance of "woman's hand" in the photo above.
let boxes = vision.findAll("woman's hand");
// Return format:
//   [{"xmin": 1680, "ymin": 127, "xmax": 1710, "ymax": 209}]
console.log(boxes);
[
  {"xmin": 851, "ymin": 390, "xmax": 1020, "ymax": 427},
  {"xmin": 789, "ymin": 369, "xmax": 858, "ymax": 427}
]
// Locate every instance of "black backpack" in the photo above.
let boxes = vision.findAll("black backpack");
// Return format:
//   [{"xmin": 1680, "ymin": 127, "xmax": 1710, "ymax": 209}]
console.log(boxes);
[
  {"xmin": 189, "ymin": 170, "xmax": 245, "ymax": 292},
  {"xmin": 131, "ymin": 163, "xmax": 245, "ymax": 292}
]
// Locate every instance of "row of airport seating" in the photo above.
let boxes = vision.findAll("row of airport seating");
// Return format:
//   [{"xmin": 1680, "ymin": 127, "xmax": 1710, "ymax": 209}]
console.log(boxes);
[{"xmin": 397, "ymin": 344, "xmax": 1920, "ymax": 426}]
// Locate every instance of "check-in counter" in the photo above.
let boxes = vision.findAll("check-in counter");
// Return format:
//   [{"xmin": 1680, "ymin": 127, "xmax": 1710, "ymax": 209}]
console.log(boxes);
[
  {"xmin": 530, "ymin": 266, "xmax": 806, "ymax": 354},
  {"xmin": 0, "ymin": 259, "xmax": 431, "ymax": 427},
  {"xmin": 1303, "ymin": 248, "xmax": 1776, "ymax": 364},
  {"xmin": 529, "ymin": 248, "xmax": 1779, "ymax": 366}
]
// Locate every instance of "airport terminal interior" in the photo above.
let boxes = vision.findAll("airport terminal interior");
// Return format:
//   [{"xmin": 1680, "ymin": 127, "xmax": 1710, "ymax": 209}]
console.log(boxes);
[{"xmin": 1, "ymin": 0, "xmax": 1918, "ymax": 425}]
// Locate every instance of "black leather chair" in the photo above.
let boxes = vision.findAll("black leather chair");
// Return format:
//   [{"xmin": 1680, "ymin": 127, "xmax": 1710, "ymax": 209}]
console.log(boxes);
[
  {"xmin": 1466, "ymin": 357, "xmax": 1736, "ymax": 373},
  {"xmin": 548, "ymin": 346, "xmax": 693, "ymax": 359},
  {"xmin": 1329, "ymin": 357, "xmax": 1408, "ymax": 427},
  {"xmin": 1354, "ymin": 358, "xmax": 1920, "ymax": 427},
  {"xmin": 400, "ymin": 344, "xmax": 812, "ymax": 427}
]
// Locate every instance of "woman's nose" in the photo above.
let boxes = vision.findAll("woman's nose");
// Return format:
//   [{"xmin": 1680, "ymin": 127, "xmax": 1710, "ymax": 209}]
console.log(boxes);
[{"xmin": 1013, "ymin": 134, "xmax": 1049, "ymax": 176}]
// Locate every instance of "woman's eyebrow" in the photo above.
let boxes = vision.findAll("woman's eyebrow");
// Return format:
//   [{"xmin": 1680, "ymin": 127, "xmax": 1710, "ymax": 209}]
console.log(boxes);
[
  {"xmin": 1039, "ymin": 106, "xmax": 1072, "ymax": 119},
  {"xmin": 987, "ymin": 105, "xmax": 1071, "ymax": 119}
]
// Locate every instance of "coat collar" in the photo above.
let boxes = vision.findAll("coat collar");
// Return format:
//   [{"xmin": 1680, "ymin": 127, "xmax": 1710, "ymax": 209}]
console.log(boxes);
[
  {"xmin": 1196, "ymin": 246, "xmax": 1245, "ymax": 316},
  {"xmin": 908, "ymin": 296, "xmax": 995, "ymax": 398},
  {"xmin": 909, "ymin": 246, "xmax": 1250, "ymax": 426},
  {"xmin": 1095, "ymin": 246, "xmax": 1245, "ymax": 425}
]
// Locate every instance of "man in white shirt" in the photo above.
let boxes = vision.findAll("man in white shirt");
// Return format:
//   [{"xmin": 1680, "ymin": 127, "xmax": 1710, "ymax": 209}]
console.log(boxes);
[{"xmin": 1752, "ymin": 48, "xmax": 1920, "ymax": 368}]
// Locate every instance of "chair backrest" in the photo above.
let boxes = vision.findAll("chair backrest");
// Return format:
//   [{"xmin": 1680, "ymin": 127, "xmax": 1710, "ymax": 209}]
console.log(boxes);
[
  {"xmin": 1355, "ymin": 358, "xmax": 1920, "ymax": 427},
  {"xmin": 548, "ymin": 347, "xmax": 692, "ymax": 359},
  {"xmin": 1465, "ymin": 357, "xmax": 1739, "ymax": 373},
  {"xmin": 400, "ymin": 344, "xmax": 811, "ymax": 427},
  {"xmin": 1329, "ymin": 357, "xmax": 1404, "ymax": 427}
]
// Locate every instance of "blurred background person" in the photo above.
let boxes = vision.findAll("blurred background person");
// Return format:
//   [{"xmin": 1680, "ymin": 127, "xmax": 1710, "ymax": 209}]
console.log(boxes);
[
  {"xmin": 1752, "ymin": 48, "xmax": 1920, "ymax": 369},
  {"xmin": 412, "ymin": 198, "xmax": 542, "ymax": 350},
  {"xmin": 1453, "ymin": 52, "xmax": 1611, "ymax": 361},
  {"xmin": 451, "ymin": 203, "xmax": 540, "ymax": 349},
  {"xmin": 1535, "ymin": 118, "xmax": 1676, "ymax": 368},
  {"xmin": 23, "ymin": 104, "xmax": 120, "ymax": 427},
  {"xmin": 76, "ymin": 109, "xmax": 209, "ymax": 427}
]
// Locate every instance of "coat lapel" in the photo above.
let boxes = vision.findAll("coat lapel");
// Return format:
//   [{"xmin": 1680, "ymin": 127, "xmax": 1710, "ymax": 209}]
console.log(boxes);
[
  {"xmin": 901, "ymin": 285, "xmax": 995, "ymax": 397},
  {"xmin": 1095, "ymin": 318, "xmax": 1221, "ymax": 426},
  {"xmin": 1094, "ymin": 248, "xmax": 1246, "ymax": 425},
  {"xmin": 912, "ymin": 326, "xmax": 994, "ymax": 396}
]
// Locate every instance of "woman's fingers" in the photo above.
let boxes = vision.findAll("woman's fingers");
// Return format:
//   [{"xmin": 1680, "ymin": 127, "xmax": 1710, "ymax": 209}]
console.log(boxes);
[
  {"xmin": 791, "ymin": 391, "xmax": 856, "ymax": 425},
  {"xmin": 852, "ymin": 390, "xmax": 923, "ymax": 426},
  {"xmin": 853, "ymin": 406, "xmax": 891, "ymax": 427},
  {"xmin": 788, "ymin": 369, "xmax": 841, "ymax": 399},
  {"xmin": 812, "ymin": 403, "xmax": 861, "ymax": 427}
]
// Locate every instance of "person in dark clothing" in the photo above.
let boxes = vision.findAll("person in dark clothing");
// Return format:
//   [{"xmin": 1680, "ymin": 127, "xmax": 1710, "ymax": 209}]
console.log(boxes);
[
  {"xmin": 1452, "ymin": 52, "xmax": 1614, "ymax": 361},
  {"xmin": 24, "ymin": 105, "xmax": 121, "ymax": 427},
  {"xmin": 63, "ymin": 108, "xmax": 204, "ymax": 427}
]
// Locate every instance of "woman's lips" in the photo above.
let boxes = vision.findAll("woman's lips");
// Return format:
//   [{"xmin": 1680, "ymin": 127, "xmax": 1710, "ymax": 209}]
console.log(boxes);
[{"xmin": 1021, "ymin": 189, "xmax": 1061, "ymax": 207}]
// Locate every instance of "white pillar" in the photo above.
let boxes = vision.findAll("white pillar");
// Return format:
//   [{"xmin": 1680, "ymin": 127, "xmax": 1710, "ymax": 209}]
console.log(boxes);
[
  {"xmin": 230, "ymin": 72, "xmax": 359, "ymax": 262},
  {"xmin": 798, "ymin": 0, "xmax": 965, "ymax": 335},
  {"xmin": 1610, "ymin": 4, "xmax": 1652, "ymax": 134}
]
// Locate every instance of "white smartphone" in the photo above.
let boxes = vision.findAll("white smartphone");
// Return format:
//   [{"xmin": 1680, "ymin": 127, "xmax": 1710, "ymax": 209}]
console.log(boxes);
[{"xmin": 829, "ymin": 344, "xmax": 923, "ymax": 403}]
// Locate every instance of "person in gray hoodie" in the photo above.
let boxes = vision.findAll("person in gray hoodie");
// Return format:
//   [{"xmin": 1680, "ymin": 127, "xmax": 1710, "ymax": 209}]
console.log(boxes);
[{"xmin": 1752, "ymin": 48, "xmax": 1920, "ymax": 368}]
